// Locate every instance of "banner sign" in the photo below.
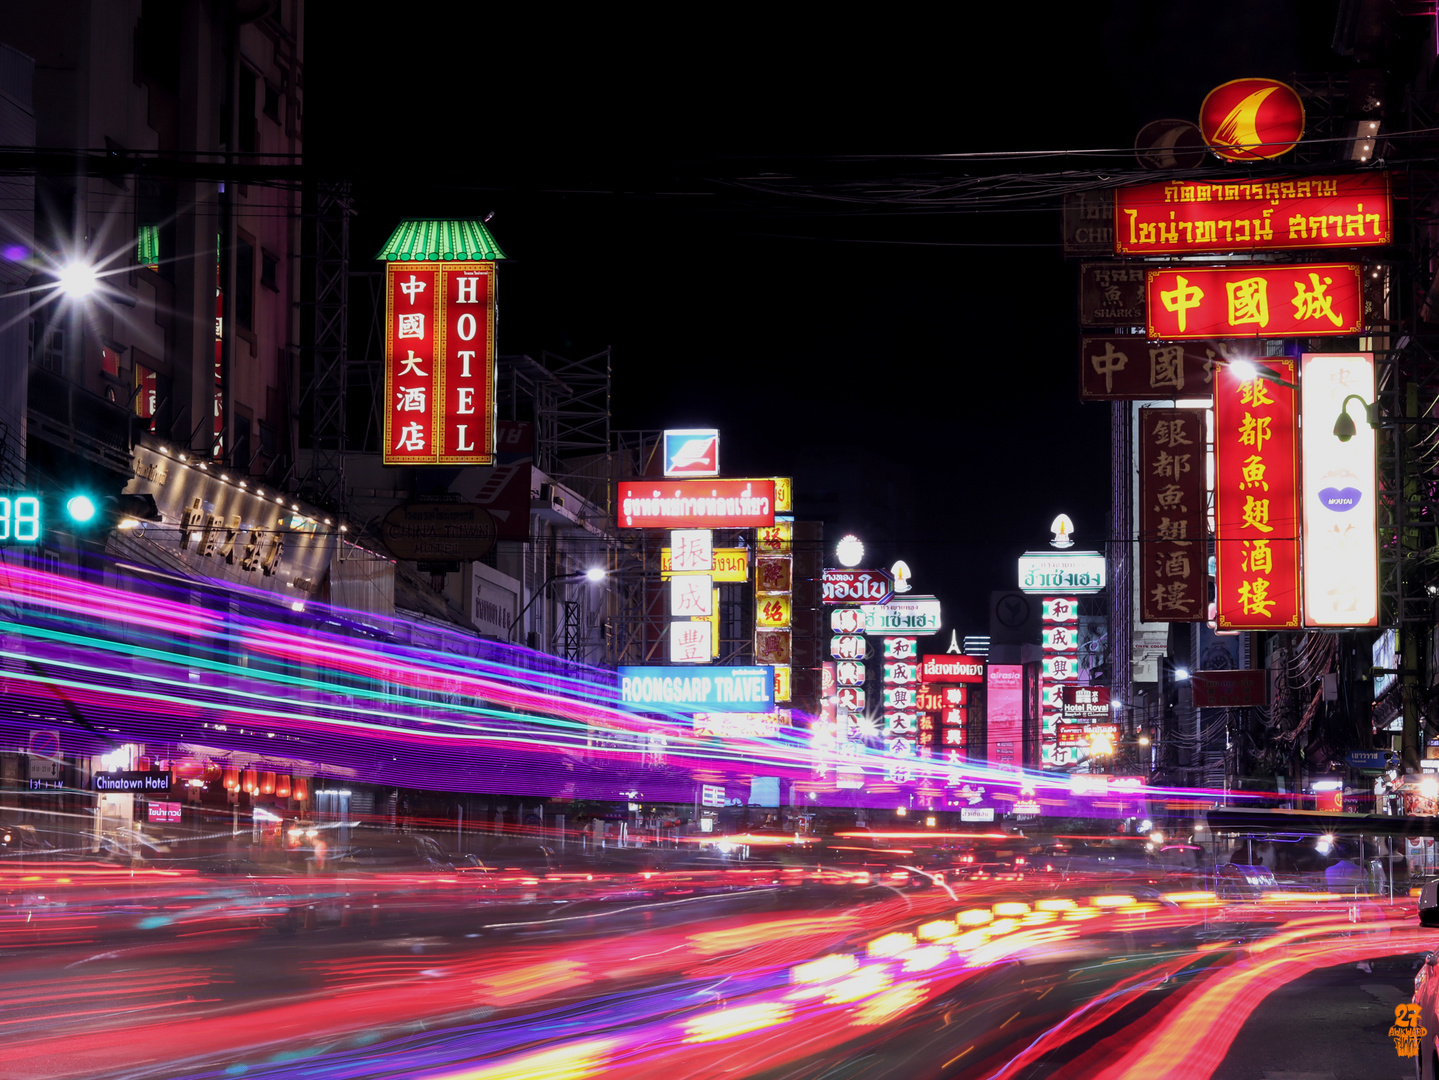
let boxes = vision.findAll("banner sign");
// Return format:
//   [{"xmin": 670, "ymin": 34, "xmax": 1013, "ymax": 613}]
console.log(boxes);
[
  {"xmin": 1146, "ymin": 263, "xmax": 1364, "ymax": 340},
  {"xmin": 1114, "ymin": 173, "xmax": 1390, "ymax": 255},
  {"xmin": 918, "ymin": 654, "xmax": 984, "ymax": 683},
  {"xmin": 861, "ymin": 596, "xmax": 941, "ymax": 634},
  {"xmin": 1140, "ymin": 408, "xmax": 1207, "ymax": 622},
  {"xmin": 1191, "ymin": 669, "xmax": 1268, "ymax": 708},
  {"xmin": 1018, "ymin": 552, "xmax": 1106, "ymax": 594},
  {"xmin": 821, "ymin": 568, "xmax": 894, "ymax": 604},
  {"xmin": 617, "ymin": 479, "xmax": 777, "ymax": 528},
  {"xmin": 384, "ymin": 262, "xmax": 496, "ymax": 465},
  {"xmin": 1214, "ymin": 358, "xmax": 1301, "ymax": 629},
  {"xmin": 1301, "ymin": 352, "xmax": 1378, "ymax": 627},
  {"xmin": 1079, "ymin": 263, "xmax": 1146, "ymax": 327},
  {"xmin": 662, "ymin": 546, "xmax": 749, "ymax": 582},
  {"xmin": 1080, "ymin": 335, "xmax": 1225, "ymax": 400},
  {"xmin": 619, "ymin": 666, "xmax": 774, "ymax": 712}
]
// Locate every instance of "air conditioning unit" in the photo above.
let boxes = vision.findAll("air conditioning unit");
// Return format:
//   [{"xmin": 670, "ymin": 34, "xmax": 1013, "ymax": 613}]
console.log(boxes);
[{"xmin": 537, "ymin": 482, "xmax": 564, "ymax": 510}]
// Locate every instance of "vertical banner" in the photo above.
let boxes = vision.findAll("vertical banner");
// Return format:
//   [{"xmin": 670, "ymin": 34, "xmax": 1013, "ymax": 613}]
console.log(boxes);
[
  {"xmin": 1139, "ymin": 408, "xmax": 1208, "ymax": 622},
  {"xmin": 384, "ymin": 264, "xmax": 441, "ymax": 464},
  {"xmin": 987, "ymin": 665, "xmax": 1023, "ymax": 770},
  {"xmin": 1214, "ymin": 358, "xmax": 1301, "ymax": 629},
  {"xmin": 1301, "ymin": 352, "xmax": 1378, "ymax": 627},
  {"xmin": 384, "ymin": 262, "xmax": 497, "ymax": 465}
]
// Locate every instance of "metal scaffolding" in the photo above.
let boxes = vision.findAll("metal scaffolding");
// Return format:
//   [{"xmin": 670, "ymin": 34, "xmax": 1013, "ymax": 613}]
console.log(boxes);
[{"xmin": 299, "ymin": 181, "xmax": 353, "ymax": 511}]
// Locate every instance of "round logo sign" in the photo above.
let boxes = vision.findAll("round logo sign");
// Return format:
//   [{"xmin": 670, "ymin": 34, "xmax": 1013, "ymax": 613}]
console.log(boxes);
[{"xmin": 1198, "ymin": 78, "xmax": 1305, "ymax": 162}]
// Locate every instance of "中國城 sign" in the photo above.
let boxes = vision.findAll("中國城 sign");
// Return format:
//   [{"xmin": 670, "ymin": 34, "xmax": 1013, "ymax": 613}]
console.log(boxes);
[
  {"xmin": 860, "ymin": 596, "xmax": 941, "ymax": 634},
  {"xmin": 1146, "ymin": 263, "xmax": 1364, "ymax": 340},
  {"xmin": 1018, "ymin": 552, "xmax": 1106, "ymax": 594},
  {"xmin": 1113, "ymin": 173, "xmax": 1390, "ymax": 256},
  {"xmin": 617, "ymin": 480, "xmax": 776, "ymax": 529},
  {"xmin": 619, "ymin": 666, "xmax": 774, "ymax": 712}
]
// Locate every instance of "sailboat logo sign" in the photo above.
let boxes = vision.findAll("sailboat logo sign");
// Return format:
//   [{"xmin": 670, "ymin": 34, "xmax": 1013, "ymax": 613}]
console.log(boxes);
[{"xmin": 1199, "ymin": 78, "xmax": 1305, "ymax": 162}]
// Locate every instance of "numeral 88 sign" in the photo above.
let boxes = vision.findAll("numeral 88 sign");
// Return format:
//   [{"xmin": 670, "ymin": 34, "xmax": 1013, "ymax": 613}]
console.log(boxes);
[{"xmin": 0, "ymin": 496, "xmax": 41, "ymax": 542}]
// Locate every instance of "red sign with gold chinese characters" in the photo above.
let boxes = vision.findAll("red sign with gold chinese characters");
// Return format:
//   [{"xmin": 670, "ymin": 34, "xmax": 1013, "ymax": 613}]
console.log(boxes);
[
  {"xmin": 1140, "ymin": 408, "xmax": 1207, "ymax": 623},
  {"xmin": 384, "ymin": 262, "xmax": 497, "ymax": 465},
  {"xmin": 1114, "ymin": 172, "xmax": 1391, "ymax": 256},
  {"xmin": 1146, "ymin": 263, "xmax": 1363, "ymax": 341},
  {"xmin": 1214, "ymin": 358, "xmax": 1300, "ymax": 630},
  {"xmin": 1199, "ymin": 78, "xmax": 1305, "ymax": 162}
]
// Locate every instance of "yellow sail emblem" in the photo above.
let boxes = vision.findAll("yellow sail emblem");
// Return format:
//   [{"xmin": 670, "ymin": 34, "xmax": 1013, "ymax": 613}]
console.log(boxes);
[{"xmin": 1213, "ymin": 86, "xmax": 1278, "ymax": 155}]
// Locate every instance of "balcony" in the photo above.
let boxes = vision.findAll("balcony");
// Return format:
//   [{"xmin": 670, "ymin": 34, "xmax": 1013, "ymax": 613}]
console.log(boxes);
[{"xmin": 27, "ymin": 365, "xmax": 135, "ymax": 474}]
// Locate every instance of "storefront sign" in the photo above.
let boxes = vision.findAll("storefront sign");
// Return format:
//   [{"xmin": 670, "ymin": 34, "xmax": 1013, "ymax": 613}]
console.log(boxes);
[
  {"xmin": 919, "ymin": 654, "xmax": 984, "ymax": 683},
  {"xmin": 93, "ymin": 770, "xmax": 171, "ymax": 793},
  {"xmin": 1061, "ymin": 685, "xmax": 1110, "ymax": 720},
  {"xmin": 1139, "ymin": 408, "xmax": 1207, "ymax": 622},
  {"xmin": 1018, "ymin": 552, "xmax": 1106, "ymax": 594},
  {"xmin": 1079, "ymin": 263, "xmax": 1146, "ymax": 327},
  {"xmin": 662, "ymin": 429, "xmax": 720, "ymax": 477},
  {"xmin": 1080, "ymin": 335, "xmax": 1224, "ymax": 400},
  {"xmin": 1056, "ymin": 722, "xmax": 1120, "ymax": 748},
  {"xmin": 861, "ymin": 596, "xmax": 941, "ymax": 634},
  {"xmin": 619, "ymin": 666, "xmax": 774, "ymax": 711},
  {"xmin": 671, "ymin": 575, "xmax": 714, "ymax": 617},
  {"xmin": 1146, "ymin": 263, "xmax": 1364, "ymax": 340},
  {"xmin": 661, "ymin": 546, "xmax": 748, "ymax": 581},
  {"xmin": 1062, "ymin": 190, "xmax": 1114, "ymax": 256},
  {"xmin": 1214, "ymin": 359, "xmax": 1300, "ymax": 629},
  {"xmin": 381, "ymin": 501, "xmax": 497, "ymax": 561},
  {"xmin": 668, "ymin": 529, "xmax": 712, "ymax": 572},
  {"xmin": 756, "ymin": 595, "xmax": 792, "ymax": 627},
  {"xmin": 670, "ymin": 622, "xmax": 712, "ymax": 663},
  {"xmin": 1301, "ymin": 352, "xmax": 1378, "ymax": 627},
  {"xmin": 821, "ymin": 568, "xmax": 894, "ymax": 604},
  {"xmin": 1198, "ymin": 78, "xmax": 1306, "ymax": 162},
  {"xmin": 1114, "ymin": 172, "xmax": 1390, "ymax": 255},
  {"xmin": 617, "ymin": 479, "xmax": 777, "ymax": 528},
  {"xmin": 755, "ymin": 629, "xmax": 791, "ymax": 667},
  {"xmin": 147, "ymin": 800, "xmax": 182, "ymax": 823},
  {"xmin": 384, "ymin": 261, "xmax": 496, "ymax": 465}
]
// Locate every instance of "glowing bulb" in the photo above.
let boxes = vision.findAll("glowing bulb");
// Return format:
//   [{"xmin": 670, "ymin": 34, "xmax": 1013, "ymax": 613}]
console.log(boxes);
[
  {"xmin": 1229, "ymin": 359, "xmax": 1259, "ymax": 382},
  {"xmin": 836, "ymin": 535, "xmax": 864, "ymax": 567},
  {"xmin": 57, "ymin": 261, "xmax": 98, "ymax": 298},
  {"xmin": 586, "ymin": 567, "xmax": 606, "ymax": 582}
]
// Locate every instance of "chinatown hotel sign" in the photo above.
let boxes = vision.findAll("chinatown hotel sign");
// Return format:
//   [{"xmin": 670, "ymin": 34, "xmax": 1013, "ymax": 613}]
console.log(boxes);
[{"xmin": 378, "ymin": 220, "xmax": 505, "ymax": 466}]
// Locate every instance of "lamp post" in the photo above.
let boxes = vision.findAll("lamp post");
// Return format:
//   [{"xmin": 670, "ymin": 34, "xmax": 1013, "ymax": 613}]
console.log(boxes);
[
  {"xmin": 507, "ymin": 567, "xmax": 606, "ymax": 644},
  {"xmin": 1332, "ymin": 393, "xmax": 1379, "ymax": 442}
]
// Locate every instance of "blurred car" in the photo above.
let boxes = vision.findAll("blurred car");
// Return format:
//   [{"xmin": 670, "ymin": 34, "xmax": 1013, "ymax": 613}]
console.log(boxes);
[
  {"xmin": 0, "ymin": 824, "xmax": 55, "ymax": 855},
  {"xmin": 331, "ymin": 833, "xmax": 468, "ymax": 872}
]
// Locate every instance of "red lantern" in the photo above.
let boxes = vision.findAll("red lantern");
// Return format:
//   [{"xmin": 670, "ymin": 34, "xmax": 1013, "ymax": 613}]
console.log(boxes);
[
  {"xmin": 292, "ymin": 777, "xmax": 308, "ymax": 802},
  {"xmin": 223, "ymin": 768, "xmax": 239, "ymax": 791},
  {"xmin": 242, "ymin": 769, "xmax": 258, "ymax": 794},
  {"xmin": 261, "ymin": 771, "xmax": 276, "ymax": 795},
  {"xmin": 275, "ymin": 775, "xmax": 291, "ymax": 799}
]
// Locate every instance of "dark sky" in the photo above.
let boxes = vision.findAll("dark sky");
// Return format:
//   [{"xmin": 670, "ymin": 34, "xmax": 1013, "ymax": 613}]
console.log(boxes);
[{"xmin": 306, "ymin": 1, "xmax": 1342, "ymax": 639}]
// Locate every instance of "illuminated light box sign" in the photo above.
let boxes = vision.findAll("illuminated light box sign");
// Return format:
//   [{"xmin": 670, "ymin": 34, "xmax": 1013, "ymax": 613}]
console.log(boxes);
[
  {"xmin": 830, "ymin": 608, "xmax": 864, "ymax": 633},
  {"xmin": 1040, "ymin": 655, "xmax": 1080, "ymax": 681},
  {"xmin": 1114, "ymin": 173, "xmax": 1390, "ymax": 256},
  {"xmin": 1061, "ymin": 685, "xmax": 1110, "ymax": 720},
  {"xmin": 1301, "ymin": 352, "xmax": 1378, "ymax": 627},
  {"xmin": 821, "ymin": 568, "xmax": 894, "ymax": 604},
  {"xmin": 883, "ymin": 637, "xmax": 919, "ymax": 660},
  {"xmin": 830, "ymin": 634, "xmax": 865, "ymax": 660},
  {"xmin": 1041, "ymin": 625, "xmax": 1079, "ymax": 651},
  {"xmin": 1199, "ymin": 78, "xmax": 1305, "ymax": 162},
  {"xmin": 1145, "ymin": 263, "xmax": 1364, "ymax": 340},
  {"xmin": 918, "ymin": 654, "xmax": 984, "ymax": 683},
  {"xmin": 662, "ymin": 429, "xmax": 720, "ymax": 477},
  {"xmin": 1018, "ymin": 552, "xmax": 1106, "ymax": 594},
  {"xmin": 619, "ymin": 666, "xmax": 774, "ymax": 712},
  {"xmin": 661, "ymin": 547, "xmax": 748, "ymax": 581},
  {"xmin": 1057, "ymin": 722, "xmax": 1120, "ymax": 748},
  {"xmin": 860, "ymin": 596, "xmax": 941, "ymax": 634},
  {"xmin": 93, "ymin": 770, "xmax": 171, "ymax": 793},
  {"xmin": 0, "ymin": 494, "xmax": 41, "ymax": 543},
  {"xmin": 383, "ymin": 262, "xmax": 497, "ymax": 465},
  {"xmin": 883, "ymin": 662, "xmax": 918, "ymax": 685},
  {"xmin": 617, "ymin": 480, "xmax": 776, "ymax": 529},
  {"xmin": 917, "ymin": 684, "xmax": 966, "ymax": 710},
  {"xmin": 835, "ymin": 660, "xmax": 865, "ymax": 685}
]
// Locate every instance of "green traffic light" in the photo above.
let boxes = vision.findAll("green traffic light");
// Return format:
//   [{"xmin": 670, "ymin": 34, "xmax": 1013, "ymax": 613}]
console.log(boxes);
[{"xmin": 65, "ymin": 494, "xmax": 97, "ymax": 523}]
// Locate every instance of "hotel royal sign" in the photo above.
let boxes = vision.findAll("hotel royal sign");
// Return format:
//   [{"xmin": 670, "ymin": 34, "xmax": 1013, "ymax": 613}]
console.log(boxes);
[{"xmin": 379, "ymin": 220, "xmax": 505, "ymax": 466}]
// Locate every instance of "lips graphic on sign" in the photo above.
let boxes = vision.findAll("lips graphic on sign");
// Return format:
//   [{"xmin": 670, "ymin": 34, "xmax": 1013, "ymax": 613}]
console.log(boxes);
[{"xmin": 1318, "ymin": 486, "xmax": 1363, "ymax": 512}]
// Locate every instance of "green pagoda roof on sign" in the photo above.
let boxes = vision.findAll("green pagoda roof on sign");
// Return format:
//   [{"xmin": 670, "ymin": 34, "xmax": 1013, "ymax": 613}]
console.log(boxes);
[{"xmin": 375, "ymin": 219, "xmax": 507, "ymax": 262}]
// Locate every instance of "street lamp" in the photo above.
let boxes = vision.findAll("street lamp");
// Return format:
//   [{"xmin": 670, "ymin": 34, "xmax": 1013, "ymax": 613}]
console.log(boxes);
[
  {"xmin": 836, "ymin": 535, "xmax": 864, "ymax": 567},
  {"xmin": 57, "ymin": 259, "xmax": 98, "ymax": 299},
  {"xmin": 1225, "ymin": 357, "xmax": 1298, "ymax": 390},
  {"xmin": 1333, "ymin": 394, "xmax": 1379, "ymax": 443},
  {"xmin": 507, "ymin": 567, "xmax": 607, "ymax": 642}
]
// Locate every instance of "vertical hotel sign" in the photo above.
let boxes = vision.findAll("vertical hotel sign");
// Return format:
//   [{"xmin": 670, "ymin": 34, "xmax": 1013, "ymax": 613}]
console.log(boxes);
[
  {"xmin": 384, "ymin": 262, "xmax": 497, "ymax": 465},
  {"xmin": 1139, "ymin": 408, "xmax": 1207, "ymax": 622},
  {"xmin": 1214, "ymin": 359, "xmax": 1300, "ymax": 630},
  {"xmin": 1301, "ymin": 353, "xmax": 1378, "ymax": 627}
]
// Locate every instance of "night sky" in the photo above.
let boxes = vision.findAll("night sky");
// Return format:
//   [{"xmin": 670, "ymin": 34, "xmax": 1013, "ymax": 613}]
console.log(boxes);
[{"xmin": 307, "ymin": 2, "xmax": 1341, "ymax": 638}]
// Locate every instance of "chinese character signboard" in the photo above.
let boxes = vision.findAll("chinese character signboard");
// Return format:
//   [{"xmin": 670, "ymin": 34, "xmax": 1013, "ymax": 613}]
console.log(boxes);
[
  {"xmin": 1146, "ymin": 263, "xmax": 1364, "ymax": 340},
  {"xmin": 1198, "ymin": 78, "xmax": 1306, "ymax": 162},
  {"xmin": 618, "ymin": 480, "xmax": 777, "ymax": 528},
  {"xmin": 1214, "ymin": 359, "xmax": 1301, "ymax": 630},
  {"xmin": 1114, "ymin": 173, "xmax": 1390, "ymax": 255},
  {"xmin": 662, "ymin": 546, "xmax": 748, "ymax": 581},
  {"xmin": 1080, "ymin": 335, "xmax": 1225, "ymax": 400},
  {"xmin": 1079, "ymin": 263, "xmax": 1146, "ymax": 327},
  {"xmin": 662, "ymin": 429, "xmax": 720, "ymax": 476},
  {"xmin": 1140, "ymin": 408, "xmax": 1207, "ymax": 623},
  {"xmin": 1301, "ymin": 352, "xmax": 1378, "ymax": 627},
  {"xmin": 755, "ymin": 551, "xmax": 793, "ymax": 701},
  {"xmin": 384, "ymin": 262, "xmax": 497, "ymax": 465}
]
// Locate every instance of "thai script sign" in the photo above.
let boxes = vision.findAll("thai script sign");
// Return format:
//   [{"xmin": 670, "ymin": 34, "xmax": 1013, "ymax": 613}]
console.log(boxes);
[
  {"xmin": 860, "ymin": 596, "xmax": 941, "ymax": 634},
  {"xmin": 1146, "ymin": 263, "xmax": 1364, "ymax": 340},
  {"xmin": 1018, "ymin": 552, "xmax": 1106, "ymax": 594},
  {"xmin": 1139, "ymin": 408, "xmax": 1207, "ymax": 622},
  {"xmin": 619, "ymin": 666, "xmax": 774, "ymax": 712},
  {"xmin": 918, "ymin": 654, "xmax": 984, "ymax": 683},
  {"xmin": 662, "ymin": 546, "xmax": 748, "ymax": 581},
  {"xmin": 1214, "ymin": 359, "xmax": 1301, "ymax": 629},
  {"xmin": 821, "ymin": 568, "xmax": 894, "ymax": 604},
  {"xmin": 381, "ymin": 501, "xmax": 497, "ymax": 561},
  {"xmin": 1114, "ymin": 172, "xmax": 1390, "ymax": 255},
  {"xmin": 617, "ymin": 479, "xmax": 776, "ymax": 528}
]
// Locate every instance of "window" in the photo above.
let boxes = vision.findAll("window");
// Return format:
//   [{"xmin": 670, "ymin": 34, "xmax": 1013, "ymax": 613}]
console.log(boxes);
[
  {"xmin": 102, "ymin": 347, "xmax": 120, "ymax": 377},
  {"xmin": 259, "ymin": 421, "xmax": 276, "ymax": 458},
  {"xmin": 263, "ymin": 81, "xmax": 280, "ymax": 123},
  {"xmin": 41, "ymin": 328, "xmax": 62, "ymax": 374},
  {"xmin": 238, "ymin": 68, "xmax": 257, "ymax": 154},
  {"xmin": 235, "ymin": 239, "xmax": 254, "ymax": 330},
  {"xmin": 260, "ymin": 250, "xmax": 278, "ymax": 292}
]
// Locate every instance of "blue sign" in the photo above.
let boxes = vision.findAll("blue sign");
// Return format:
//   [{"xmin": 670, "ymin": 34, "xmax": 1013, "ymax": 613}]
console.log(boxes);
[
  {"xmin": 619, "ymin": 666, "xmax": 773, "ymax": 712},
  {"xmin": 662, "ymin": 429, "xmax": 720, "ymax": 477},
  {"xmin": 1346, "ymin": 750, "xmax": 1388, "ymax": 770}
]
